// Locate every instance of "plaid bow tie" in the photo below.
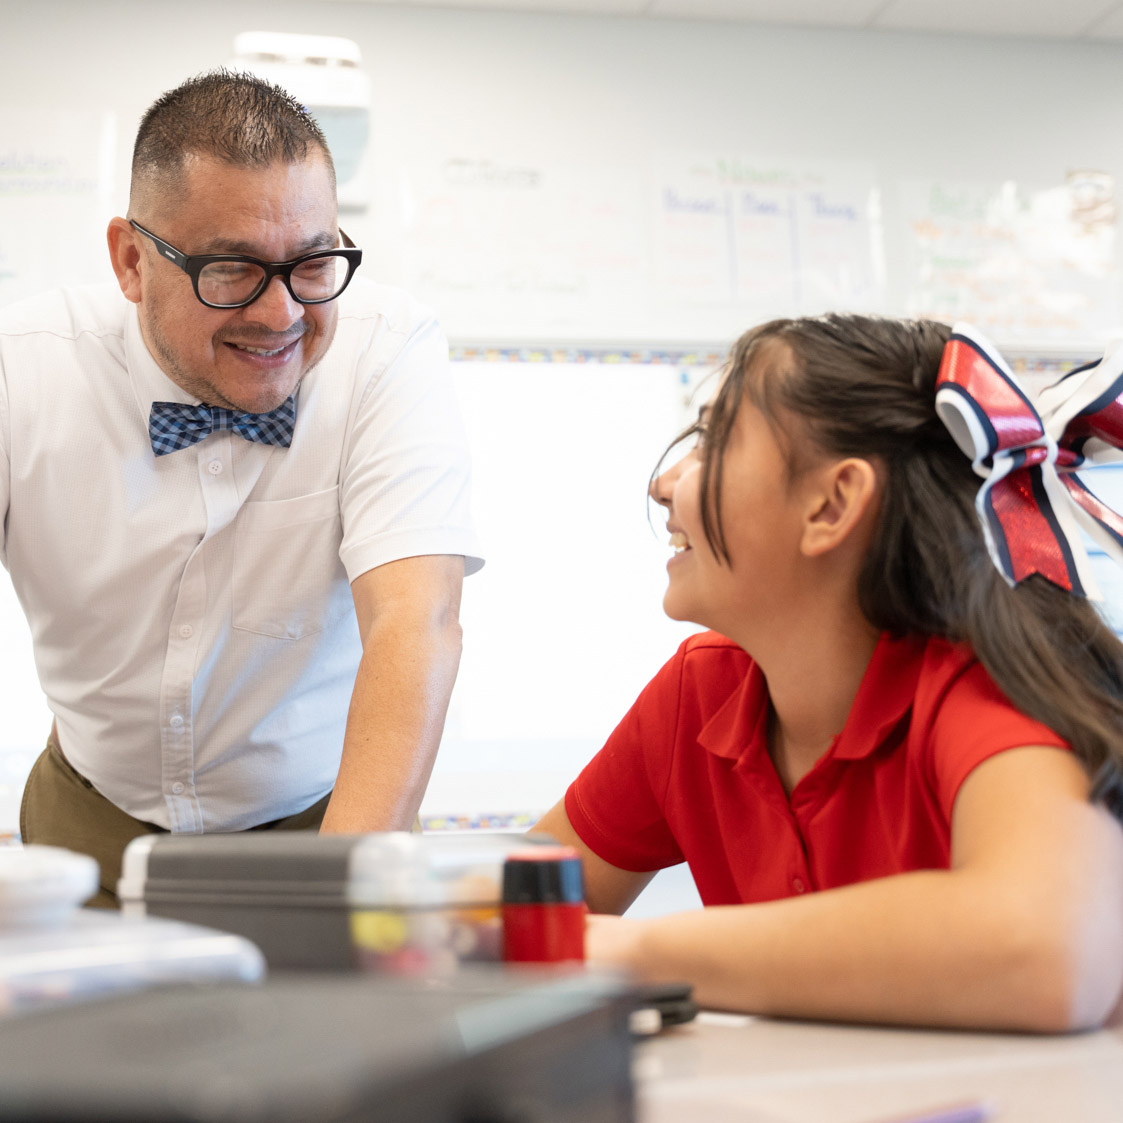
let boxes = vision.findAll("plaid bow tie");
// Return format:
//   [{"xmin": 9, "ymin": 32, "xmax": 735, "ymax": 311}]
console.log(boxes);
[{"xmin": 149, "ymin": 396, "xmax": 297, "ymax": 457}]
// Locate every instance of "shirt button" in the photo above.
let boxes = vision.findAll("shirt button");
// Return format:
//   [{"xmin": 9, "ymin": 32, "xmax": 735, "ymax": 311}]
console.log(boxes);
[
  {"xmin": 208, "ymin": 460, "xmax": 223, "ymax": 475},
  {"xmin": 178, "ymin": 624, "xmax": 194, "ymax": 638},
  {"xmin": 171, "ymin": 782, "xmax": 185, "ymax": 795},
  {"xmin": 169, "ymin": 714, "xmax": 185, "ymax": 730},
  {"xmin": 792, "ymin": 877, "xmax": 806, "ymax": 893}
]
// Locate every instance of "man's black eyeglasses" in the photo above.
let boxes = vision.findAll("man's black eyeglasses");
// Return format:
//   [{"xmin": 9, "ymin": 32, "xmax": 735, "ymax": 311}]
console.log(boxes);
[{"xmin": 129, "ymin": 220, "xmax": 363, "ymax": 309}]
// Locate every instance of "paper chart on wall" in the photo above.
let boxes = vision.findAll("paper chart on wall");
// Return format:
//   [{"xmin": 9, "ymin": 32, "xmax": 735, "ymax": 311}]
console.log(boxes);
[
  {"xmin": 901, "ymin": 174, "xmax": 1122, "ymax": 346},
  {"xmin": 652, "ymin": 152, "xmax": 886, "ymax": 323},
  {"xmin": 397, "ymin": 151, "xmax": 885, "ymax": 347},
  {"xmin": 0, "ymin": 110, "xmax": 116, "ymax": 310}
]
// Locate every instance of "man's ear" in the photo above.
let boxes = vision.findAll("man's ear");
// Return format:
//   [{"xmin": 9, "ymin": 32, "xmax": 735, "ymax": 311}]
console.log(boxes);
[
  {"xmin": 106, "ymin": 218, "xmax": 143, "ymax": 304},
  {"xmin": 800, "ymin": 457, "xmax": 878, "ymax": 558}
]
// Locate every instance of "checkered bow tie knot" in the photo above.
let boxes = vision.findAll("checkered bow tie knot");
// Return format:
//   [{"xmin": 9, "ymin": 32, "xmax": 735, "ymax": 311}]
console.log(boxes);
[{"xmin": 148, "ymin": 396, "xmax": 296, "ymax": 457}]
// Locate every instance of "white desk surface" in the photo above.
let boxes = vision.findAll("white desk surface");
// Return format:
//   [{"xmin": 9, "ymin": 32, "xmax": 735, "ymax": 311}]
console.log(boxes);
[{"xmin": 636, "ymin": 1009, "xmax": 1123, "ymax": 1123}]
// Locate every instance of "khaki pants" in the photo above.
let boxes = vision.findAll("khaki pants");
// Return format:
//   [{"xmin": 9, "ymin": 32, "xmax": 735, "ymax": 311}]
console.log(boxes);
[{"xmin": 20, "ymin": 738, "xmax": 331, "ymax": 909}]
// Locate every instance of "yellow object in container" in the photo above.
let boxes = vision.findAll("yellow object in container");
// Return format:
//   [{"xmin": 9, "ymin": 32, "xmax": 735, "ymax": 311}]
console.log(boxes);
[{"xmin": 348, "ymin": 832, "xmax": 540, "ymax": 975}]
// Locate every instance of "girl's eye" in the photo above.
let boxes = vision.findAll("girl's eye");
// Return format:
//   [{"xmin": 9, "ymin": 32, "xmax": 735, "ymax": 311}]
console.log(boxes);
[{"xmin": 689, "ymin": 407, "xmax": 712, "ymax": 453}]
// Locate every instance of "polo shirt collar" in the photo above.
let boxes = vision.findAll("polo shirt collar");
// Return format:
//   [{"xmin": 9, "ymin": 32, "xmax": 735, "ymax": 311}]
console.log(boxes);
[
  {"xmin": 697, "ymin": 658, "xmax": 769, "ymax": 762},
  {"xmin": 697, "ymin": 631, "xmax": 928, "ymax": 764},
  {"xmin": 830, "ymin": 631, "xmax": 927, "ymax": 760}
]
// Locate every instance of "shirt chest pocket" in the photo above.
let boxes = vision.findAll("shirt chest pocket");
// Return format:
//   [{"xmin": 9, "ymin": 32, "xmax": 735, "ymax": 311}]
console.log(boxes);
[{"xmin": 232, "ymin": 487, "xmax": 352, "ymax": 640}]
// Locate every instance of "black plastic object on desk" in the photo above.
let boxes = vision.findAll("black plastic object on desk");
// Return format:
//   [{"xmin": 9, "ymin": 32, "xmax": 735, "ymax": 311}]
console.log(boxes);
[{"xmin": 0, "ymin": 967, "xmax": 636, "ymax": 1123}]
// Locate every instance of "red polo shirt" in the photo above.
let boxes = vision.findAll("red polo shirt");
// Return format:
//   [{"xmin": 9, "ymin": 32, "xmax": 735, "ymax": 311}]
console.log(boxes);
[{"xmin": 565, "ymin": 631, "xmax": 1067, "ymax": 905}]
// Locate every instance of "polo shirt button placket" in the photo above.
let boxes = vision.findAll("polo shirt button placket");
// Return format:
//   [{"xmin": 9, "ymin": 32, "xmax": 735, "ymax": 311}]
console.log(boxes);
[{"xmin": 792, "ymin": 877, "xmax": 806, "ymax": 894}]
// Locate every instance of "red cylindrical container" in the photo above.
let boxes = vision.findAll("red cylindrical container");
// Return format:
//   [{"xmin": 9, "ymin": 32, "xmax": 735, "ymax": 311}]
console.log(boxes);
[{"xmin": 502, "ymin": 846, "xmax": 586, "ymax": 963}]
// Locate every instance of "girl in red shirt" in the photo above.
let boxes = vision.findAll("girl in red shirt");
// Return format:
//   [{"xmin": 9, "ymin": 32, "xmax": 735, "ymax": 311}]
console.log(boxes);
[{"xmin": 535, "ymin": 315, "xmax": 1123, "ymax": 1032}]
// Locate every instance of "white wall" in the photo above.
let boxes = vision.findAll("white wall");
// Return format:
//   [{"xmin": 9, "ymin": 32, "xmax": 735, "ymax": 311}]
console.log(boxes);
[{"xmin": 3, "ymin": 4, "xmax": 1123, "ymax": 842}]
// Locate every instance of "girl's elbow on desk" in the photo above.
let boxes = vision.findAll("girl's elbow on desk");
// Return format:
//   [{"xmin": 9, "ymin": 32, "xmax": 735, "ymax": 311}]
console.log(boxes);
[
  {"xmin": 979, "ymin": 911, "xmax": 1123, "ymax": 1034},
  {"xmin": 583, "ymin": 898, "xmax": 1123, "ymax": 1034}
]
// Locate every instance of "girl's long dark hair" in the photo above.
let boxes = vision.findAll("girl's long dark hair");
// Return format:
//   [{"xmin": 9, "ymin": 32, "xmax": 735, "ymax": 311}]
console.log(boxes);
[{"xmin": 693, "ymin": 313, "xmax": 1123, "ymax": 820}]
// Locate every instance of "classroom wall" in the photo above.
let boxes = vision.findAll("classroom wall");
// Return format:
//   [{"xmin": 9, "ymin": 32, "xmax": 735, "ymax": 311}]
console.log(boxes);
[
  {"xmin": 6, "ymin": 2, "xmax": 1123, "ymax": 345},
  {"xmin": 3, "ymin": 2, "xmax": 1123, "ymax": 836}
]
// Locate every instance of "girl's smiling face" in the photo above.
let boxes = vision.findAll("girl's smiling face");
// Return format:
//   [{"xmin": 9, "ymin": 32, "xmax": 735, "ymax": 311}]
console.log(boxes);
[{"xmin": 651, "ymin": 389, "xmax": 817, "ymax": 643}]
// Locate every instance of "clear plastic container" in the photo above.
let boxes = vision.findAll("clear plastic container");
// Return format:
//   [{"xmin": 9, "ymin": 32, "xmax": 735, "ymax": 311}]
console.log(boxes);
[
  {"xmin": 347, "ymin": 833, "xmax": 542, "ymax": 975},
  {"xmin": 0, "ymin": 908, "xmax": 265, "ymax": 1017}
]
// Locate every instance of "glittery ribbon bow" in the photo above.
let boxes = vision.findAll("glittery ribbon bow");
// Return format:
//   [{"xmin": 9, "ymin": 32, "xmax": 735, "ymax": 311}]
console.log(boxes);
[
  {"xmin": 148, "ymin": 395, "xmax": 296, "ymax": 458},
  {"xmin": 935, "ymin": 322, "xmax": 1123, "ymax": 598}
]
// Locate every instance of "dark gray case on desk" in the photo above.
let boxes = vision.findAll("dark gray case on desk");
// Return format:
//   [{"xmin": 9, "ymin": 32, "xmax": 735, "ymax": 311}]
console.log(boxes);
[
  {"xmin": 0, "ymin": 970, "xmax": 636, "ymax": 1123},
  {"xmin": 119, "ymin": 833, "xmax": 361, "ymax": 969}
]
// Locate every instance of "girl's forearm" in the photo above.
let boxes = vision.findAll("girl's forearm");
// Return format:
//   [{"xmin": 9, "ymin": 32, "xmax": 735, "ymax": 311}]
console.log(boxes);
[{"xmin": 596, "ymin": 852, "xmax": 1122, "ymax": 1032}]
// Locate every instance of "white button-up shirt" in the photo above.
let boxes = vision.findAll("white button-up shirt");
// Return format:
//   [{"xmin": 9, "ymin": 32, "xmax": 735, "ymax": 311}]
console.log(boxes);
[{"xmin": 0, "ymin": 279, "xmax": 482, "ymax": 831}]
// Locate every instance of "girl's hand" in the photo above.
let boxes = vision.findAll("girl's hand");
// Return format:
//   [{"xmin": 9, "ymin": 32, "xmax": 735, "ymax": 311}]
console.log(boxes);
[{"xmin": 585, "ymin": 912, "xmax": 651, "ymax": 973}]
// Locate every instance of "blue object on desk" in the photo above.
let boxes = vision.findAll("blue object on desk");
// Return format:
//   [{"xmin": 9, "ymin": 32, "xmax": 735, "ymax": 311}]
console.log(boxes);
[
  {"xmin": 878, "ymin": 1099, "xmax": 993, "ymax": 1123},
  {"xmin": 0, "ymin": 908, "xmax": 264, "ymax": 1016}
]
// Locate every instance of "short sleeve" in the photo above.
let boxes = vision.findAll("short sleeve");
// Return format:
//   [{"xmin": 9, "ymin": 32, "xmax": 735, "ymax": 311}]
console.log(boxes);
[
  {"xmin": 564, "ymin": 643, "xmax": 691, "ymax": 872},
  {"xmin": 337, "ymin": 304, "xmax": 483, "ymax": 581},
  {"xmin": 926, "ymin": 661, "xmax": 1069, "ymax": 821}
]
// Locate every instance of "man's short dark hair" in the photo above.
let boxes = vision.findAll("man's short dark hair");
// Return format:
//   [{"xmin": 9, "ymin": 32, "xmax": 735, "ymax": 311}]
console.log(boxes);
[{"xmin": 130, "ymin": 68, "xmax": 335, "ymax": 209}]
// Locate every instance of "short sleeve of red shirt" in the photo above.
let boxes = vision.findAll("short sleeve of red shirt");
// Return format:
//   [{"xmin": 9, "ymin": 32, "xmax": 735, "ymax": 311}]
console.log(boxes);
[
  {"xmin": 564, "ymin": 633, "xmax": 748, "ymax": 872},
  {"xmin": 917, "ymin": 650, "xmax": 1069, "ymax": 824}
]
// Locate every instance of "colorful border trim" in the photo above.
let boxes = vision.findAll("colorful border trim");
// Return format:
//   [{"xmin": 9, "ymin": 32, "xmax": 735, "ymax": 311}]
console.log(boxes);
[
  {"xmin": 420, "ymin": 811, "xmax": 538, "ymax": 832},
  {"xmin": 449, "ymin": 345, "xmax": 725, "ymax": 366}
]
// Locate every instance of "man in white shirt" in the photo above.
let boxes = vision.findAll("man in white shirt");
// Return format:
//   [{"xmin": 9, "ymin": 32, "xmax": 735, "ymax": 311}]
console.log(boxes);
[{"xmin": 1, "ymin": 70, "xmax": 482, "ymax": 905}]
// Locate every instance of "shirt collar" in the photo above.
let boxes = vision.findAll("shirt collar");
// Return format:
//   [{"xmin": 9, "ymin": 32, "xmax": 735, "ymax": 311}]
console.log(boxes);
[
  {"xmin": 830, "ymin": 631, "xmax": 928, "ymax": 760},
  {"xmin": 697, "ymin": 631, "xmax": 929, "ymax": 764},
  {"xmin": 125, "ymin": 303, "xmax": 305, "ymax": 423},
  {"xmin": 125, "ymin": 302, "xmax": 200, "ymax": 425}
]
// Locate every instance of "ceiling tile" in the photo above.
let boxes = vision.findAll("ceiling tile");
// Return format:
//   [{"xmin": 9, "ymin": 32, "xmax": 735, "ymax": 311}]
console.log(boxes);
[
  {"xmin": 643, "ymin": 0, "xmax": 883, "ymax": 25},
  {"xmin": 248, "ymin": 0, "xmax": 1123, "ymax": 38},
  {"xmin": 388, "ymin": 0, "xmax": 649, "ymax": 12},
  {"xmin": 1084, "ymin": 4, "xmax": 1123, "ymax": 38},
  {"xmin": 873, "ymin": 0, "xmax": 1121, "ymax": 38}
]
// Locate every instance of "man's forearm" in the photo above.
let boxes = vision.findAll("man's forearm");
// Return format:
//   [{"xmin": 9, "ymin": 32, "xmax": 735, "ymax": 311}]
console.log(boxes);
[{"xmin": 320, "ymin": 613, "xmax": 462, "ymax": 833}]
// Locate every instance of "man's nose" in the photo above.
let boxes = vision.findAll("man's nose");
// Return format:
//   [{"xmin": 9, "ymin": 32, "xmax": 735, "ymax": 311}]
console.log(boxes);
[{"xmin": 245, "ymin": 275, "xmax": 303, "ymax": 331}]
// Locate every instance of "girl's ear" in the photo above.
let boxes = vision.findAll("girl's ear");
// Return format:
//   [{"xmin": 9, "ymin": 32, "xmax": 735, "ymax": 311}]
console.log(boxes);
[{"xmin": 800, "ymin": 457, "xmax": 879, "ymax": 558}]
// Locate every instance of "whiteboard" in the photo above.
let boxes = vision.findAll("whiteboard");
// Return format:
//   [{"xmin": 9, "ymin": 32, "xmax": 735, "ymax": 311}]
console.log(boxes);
[
  {"xmin": 0, "ymin": 109, "xmax": 116, "ymax": 304},
  {"xmin": 396, "ymin": 152, "xmax": 1122, "ymax": 349},
  {"xmin": 424, "ymin": 359, "xmax": 709, "ymax": 821}
]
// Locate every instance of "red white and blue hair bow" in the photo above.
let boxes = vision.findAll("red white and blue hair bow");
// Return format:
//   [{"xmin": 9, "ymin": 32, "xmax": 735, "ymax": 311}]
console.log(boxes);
[{"xmin": 935, "ymin": 321, "xmax": 1123, "ymax": 598}]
